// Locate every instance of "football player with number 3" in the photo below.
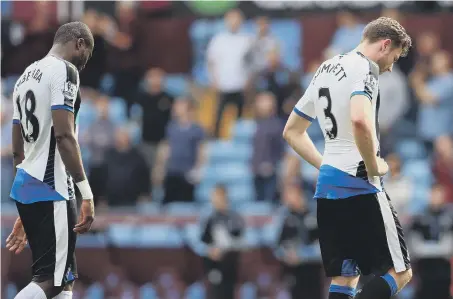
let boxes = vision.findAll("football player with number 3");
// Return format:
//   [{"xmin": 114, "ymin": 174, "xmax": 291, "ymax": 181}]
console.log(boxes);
[
  {"xmin": 6, "ymin": 22, "xmax": 95, "ymax": 299},
  {"xmin": 283, "ymin": 18, "xmax": 413, "ymax": 299}
]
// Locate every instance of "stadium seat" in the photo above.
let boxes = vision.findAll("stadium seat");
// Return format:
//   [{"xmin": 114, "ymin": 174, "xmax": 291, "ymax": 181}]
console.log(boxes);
[
  {"xmin": 227, "ymin": 182, "xmax": 255, "ymax": 202},
  {"xmin": 409, "ymin": 185, "xmax": 430, "ymax": 215},
  {"xmin": 99, "ymin": 73, "xmax": 115, "ymax": 95},
  {"xmin": 232, "ymin": 120, "xmax": 257, "ymax": 144},
  {"xmin": 183, "ymin": 223, "xmax": 208, "ymax": 256},
  {"xmin": 164, "ymin": 74, "xmax": 189, "ymax": 97},
  {"xmin": 109, "ymin": 97, "xmax": 128, "ymax": 125},
  {"xmin": 185, "ymin": 281, "xmax": 206, "ymax": 299},
  {"xmin": 203, "ymin": 163, "xmax": 253, "ymax": 185},
  {"xmin": 260, "ymin": 222, "xmax": 278, "ymax": 247},
  {"xmin": 165, "ymin": 202, "xmax": 201, "ymax": 216},
  {"xmin": 396, "ymin": 139, "xmax": 426, "ymax": 161},
  {"xmin": 77, "ymin": 233, "xmax": 108, "ymax": 248},
  {"xmin": 5, "ymin": 282, "xmax": 18, "ymax": 299},
  {"xmin": 402, "ymin": 159, "xmax": 433, "ymax": 186},
  {"xmin": 140, "ymin": 283, "xmax": 158, "ymax": 299},
  {"xmin": 107, "ymin": 224, "xmax": 139, "ymax": 247},
  {"xmin": 136, "ymin": 201, "xmax": 162, "ymax": 215},
  {"xmin": 137, "ymin": 224, "xmax": 184, "ymax": 248},
  {"xmin": 237, "ymin": 201, "xmax": 274, "ymax": 216},
  {"xmin": 239, "ymin": 282, "xmax": 257, "ymax": 299},
  {"xmin": 84, "ymin": 283, "xmax": 104, "ymax": 299},
  {"xmin": 207, "ymin": 141, "xmax": 253, "ymax": 163},
  {"xmin": 3, "ymin": 76, "xmax": 19, "ymax": 96}
]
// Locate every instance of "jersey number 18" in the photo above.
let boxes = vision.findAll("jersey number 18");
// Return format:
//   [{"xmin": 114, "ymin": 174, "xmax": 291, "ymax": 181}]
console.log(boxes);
[{"xmin": 16, "ymin": 90, "xmax": 40, "ymax": 143}]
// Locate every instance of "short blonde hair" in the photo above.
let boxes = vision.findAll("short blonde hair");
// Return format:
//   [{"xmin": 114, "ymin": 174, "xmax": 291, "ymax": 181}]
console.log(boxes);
[{"xmin": 362, "ymin": 17, "xmax": 412, "ymax": 57}]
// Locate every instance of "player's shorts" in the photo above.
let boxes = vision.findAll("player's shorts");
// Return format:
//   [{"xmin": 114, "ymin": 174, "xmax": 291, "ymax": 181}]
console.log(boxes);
[
  {"xmin": 317, "ymin": 191, "xmax": 411, "ymax": 277},
  {"xmin": 16, "ymin": 199, "xmax": 78, "ymax": 287}
]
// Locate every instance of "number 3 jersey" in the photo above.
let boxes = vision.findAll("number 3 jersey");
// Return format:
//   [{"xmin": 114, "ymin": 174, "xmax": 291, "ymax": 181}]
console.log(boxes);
[
  {"xmin": 294, "ymin": 51, "xmax": 382, "ymax": 199},
  {"xmin": 10, "ymin": 55, "xmax": 80, "ymax": 203}
]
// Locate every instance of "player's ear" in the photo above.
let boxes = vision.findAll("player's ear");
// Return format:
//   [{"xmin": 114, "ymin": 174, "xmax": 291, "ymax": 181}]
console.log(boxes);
[
  {"xmin": 75, "ymin": 38, "xmax": 85, "ymax": 50},
  {"xmin": 382, "ymin": 39, "xmax": 392, "ymax": 52}
]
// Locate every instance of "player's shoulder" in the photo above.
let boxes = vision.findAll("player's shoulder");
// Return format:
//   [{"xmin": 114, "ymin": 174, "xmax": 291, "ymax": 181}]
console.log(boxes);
[{"xmin": 47, "ymin": 56, "xmax": 79, "ymax": 84}]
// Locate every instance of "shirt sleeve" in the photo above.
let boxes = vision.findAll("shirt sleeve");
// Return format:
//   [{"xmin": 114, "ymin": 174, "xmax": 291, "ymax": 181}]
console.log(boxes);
[
  {"xmin": 50, "ymin": 62, "xmax": 79, "ymax": 113},
  {"xmin": 294, "ymin": 80, "xmax": 316, "ymax": 122},
  {"xmin": 350, "ymin": 60, "xmax": 379, "ymax": 101},
  {"xmin": 12, "ymin": 90, "xmax": 20, "ymax": 124}
]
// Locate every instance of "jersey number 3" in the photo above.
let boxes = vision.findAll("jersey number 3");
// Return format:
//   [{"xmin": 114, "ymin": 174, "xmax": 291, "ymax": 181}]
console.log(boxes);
[
  {"xmin": 319, "ymin": 87, "xmax": 338, "ymax": 140},
  {"xmin": 16, "ymin": 90, "xmax": 40, "ymax": 143}
]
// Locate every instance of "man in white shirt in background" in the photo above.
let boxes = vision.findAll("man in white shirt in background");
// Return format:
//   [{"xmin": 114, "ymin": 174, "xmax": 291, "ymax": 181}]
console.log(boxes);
[{"xmin": 207, "ymin": 9, "xmax": 252, "ymax": 138}]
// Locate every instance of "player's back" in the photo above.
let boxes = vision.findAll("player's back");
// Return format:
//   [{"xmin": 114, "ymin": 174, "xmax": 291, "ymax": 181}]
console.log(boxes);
[
  {"xmin": 11, "ymin": 55, "xmax": 80, "ymax": 203},
  {"xmin": 295, "ymin": 51, "xmax": 381, "ymax": 199}
]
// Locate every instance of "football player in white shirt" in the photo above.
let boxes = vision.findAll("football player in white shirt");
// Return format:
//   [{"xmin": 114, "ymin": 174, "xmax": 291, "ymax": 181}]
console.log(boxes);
[
  {"xmin": 6, "ymin": 22, "xmax": 95, "ymax": 299},
  {"xmin": 283, "ymin": 18, "xmax": 412, "ymax": 299}
]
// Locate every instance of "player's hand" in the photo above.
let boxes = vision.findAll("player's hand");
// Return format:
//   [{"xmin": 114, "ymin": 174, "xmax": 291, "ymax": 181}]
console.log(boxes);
[
  {"xmin": 368, "ymin": 157, "xmax": 389, "ymax": 177},
  {"xmin": 6, "ymin": 217, "xmax": 27, "ymax": 255},
  {"xmin": 74, "ymin": 199, "xmax": 95, "ymax": 234}
]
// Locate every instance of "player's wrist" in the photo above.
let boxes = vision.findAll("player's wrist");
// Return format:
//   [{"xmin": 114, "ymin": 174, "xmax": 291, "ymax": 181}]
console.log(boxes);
[{"xmin": 76, "ymin": 180, "xmax": 93, "ymax": 200}]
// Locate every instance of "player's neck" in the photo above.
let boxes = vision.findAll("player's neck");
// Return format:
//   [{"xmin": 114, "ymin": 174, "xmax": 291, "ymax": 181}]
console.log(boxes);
[
  {"xmin": 48, "ymin": 44, "xmax": 72, "ymax": 64},
  {"xmin": 355, "ymin": 43, "xmax": 380, "ymax": 69}
]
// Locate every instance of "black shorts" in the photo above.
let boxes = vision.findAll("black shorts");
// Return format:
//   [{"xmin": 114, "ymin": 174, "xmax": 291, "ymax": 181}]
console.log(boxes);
[
  {"xmin": 317, "ymin": 192, "xmax": 411, "ymax": 277},
  {"xmin": 16, "ymin": 200, "xmax": 78, "ymax": 287}
]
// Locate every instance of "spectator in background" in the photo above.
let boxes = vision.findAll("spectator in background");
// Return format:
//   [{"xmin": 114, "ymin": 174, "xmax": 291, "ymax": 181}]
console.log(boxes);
[
  {"xmin": 273, "ymin": 184, "xmax": 321, "ymax": 299},
  {"xmin": 411, "ymin": 50, "xmax": 453, "ymax": 152},
  {"xmin": 80, "ymin": 10, "xmax": 107, "ymax": 90},
  {"xmin": 94, "ymin": 127, "xmax": 150, "ymax": 209},
  {"xmin": 250, "ymin": 16, "xmax": 279, "ymax": 73},
  {"xmin": 378, "ymin": 64, "xmax": 409, "ymax": 155},
  {"xmin": 1, "ymin": 97, "xmax": 14, "ymax": 201},
  {"xmin": 154, "ymin": 98, "xmax": 206, "ymax": 204},
  {"xmin": 252, "ymin": 92, "xmax": 285, "ymax": 202},
  {"xmin": 409, "ymin": 184, "xmax": 453, "ymax": 299},
  {"xmin": 103, "ymin": 1, "xmax": 142, "ymax": 112},
  {"xmin": 383, "ymin": 153, "xmax": 413, "ymax": 220},
  {"xmin": 207, "ymin": 9, "xmax": 252, "ymax": 138},
  {"xmin": 324, "ymin": 10, "xmax": 365, "ymax": 58},
  {"xmin": 200, "ymin": 184, "xmax": 245, "ymax": 299},
  {"xmin": 253, "ymin": 49, "xmax": 300, "ymax": 119},
  {"xmin": 84, "ymin": 95, "xmax": 117, "ymax": 200},
  {"xmin": 136, "ymin": 67, "xmax": 174, "ymax": 169},
  {"xmin": 433, "ymin": 135, "xmax": 453, "ymax": 203}
]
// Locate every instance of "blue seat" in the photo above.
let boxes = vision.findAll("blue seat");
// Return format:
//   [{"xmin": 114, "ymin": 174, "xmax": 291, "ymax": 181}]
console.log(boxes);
[
  {"xmin": 85, "ymin": 283, "xmax": 104, "ymax": 299},
  {"xmin": 77, "ymin": 234, "xmax": 108, "ymax": 248},
  {"xmin": 204, "ymin": 163, "xmax": 252, "ymax": 184},
  {"xmin": 232, "ymin": 120, "xmax": 256, "ymax": 143},
  {"xmin": 402, "ymin": 160, "xmax": 433, "ymax": 185},
  {"xmin": 239, "ymin": 282, "xmax": 257, "ymax": 299},
  {"xmin": 183, "ymin": 223, "xmax": 208, "ymax": 256},
  {"xmin": 99, "ymin": 73, "xmax": 115, "ymax": 95},
  {"xmin": 136, "ymin": 201, "xmax": 161, "ymax": 215},
  {"xmin": 3, "ymin": 76, "xmax": 19, "ymax": 96},
  {"xmin": 409, "ymin": 185, "xmax": 430, "ymax": 215},
  {"xmin": 244, "ymin": 227, "xmax": 261, "ymax": 248},
  {"xmin": 208, "ymin": 141, "xmax": 253, "ymax": 163},
  {"xmin": 107, "ymin": 224, "xmax": 139, "ymax": 247},
  {"xmin": 396, "ymin": 139, "xmax": 426, "ymax": 161},
  {"xmin": 185, "ymin": 282, "xmax": 206, "ymax": 299},
  {"xmin": 130, "ymin": 103, "xmax": 143, "ymax": 121},
  {"xmin": 164, "ymin": 74, "xmax": 189, "ymax": 97},
  {"xmin": 237, "ymin": 201, "xmax": 273, "ymax": 216},
  {"xmin": 109, "ymin": 97, "xmax": 127, "ymax": 125},
  {"xmin": 261, "ymin": 223, "xmax": 278, "ymax": 247},
  {"xmin": 140, "ymin": 283, "xmax": 158, "ymax": 299},
  {"xmin": 5, "ymin": 282, "xmax": 17, "ymax": 299},
  {"xmin": 137, "ymin": 224, "xmax": 184, "ymax": 248},
  {"xmin": 228, "ymin": 183, "xmax": 255, "ymax": 202},
  {"xmin": 165, "ymin": 202, "xmax": 200, "ymax": 216},
  {"xmin": 195, "ymin": 182, "xmax": 215, "ymax": 202}
]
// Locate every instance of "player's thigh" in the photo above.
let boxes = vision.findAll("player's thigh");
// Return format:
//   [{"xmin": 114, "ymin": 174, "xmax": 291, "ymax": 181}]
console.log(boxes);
[
  {"xmin": 317, "ymin": 198, "xmax": 356, "ymax": 277},
  {"xmin": 354, "ymin": 192, "xmax": 410, "ymax": 276}
]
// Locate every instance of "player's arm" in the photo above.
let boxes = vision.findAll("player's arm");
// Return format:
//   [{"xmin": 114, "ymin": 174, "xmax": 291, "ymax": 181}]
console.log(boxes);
[
  {"xmin": 283, "ymin": 87, "xmax": 322, "ymax": 170},
  {"xmin": 12, "ymin": 95, "xmax": 24, "ymax": 177},
  {"xmin": 350, "ymin": 66, "xmax": 387, "ymax": 176},
  {"xmin": 50, "ymin": 63, "xmax": 94, "ymax": 233}
]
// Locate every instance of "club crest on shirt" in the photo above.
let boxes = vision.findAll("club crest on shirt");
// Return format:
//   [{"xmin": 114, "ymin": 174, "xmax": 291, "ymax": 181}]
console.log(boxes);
[{"xmin": 63, "ymin": 81, "xmax": 77, "ymax": 102}]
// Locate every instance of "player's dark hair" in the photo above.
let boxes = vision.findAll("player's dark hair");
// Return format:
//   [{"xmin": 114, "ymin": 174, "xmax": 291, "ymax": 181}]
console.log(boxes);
[
  {"xmin": 53, "ymin": 21, "xmax": 94, "ymax": 48},
  {"xmin": 362, "ymin": 17, "xmax": 412, "ymax": 57}
]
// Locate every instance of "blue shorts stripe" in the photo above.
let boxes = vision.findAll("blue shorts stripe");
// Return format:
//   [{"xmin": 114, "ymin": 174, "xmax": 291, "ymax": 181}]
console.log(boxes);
[
  {"xmin": 381, "ymin": 273, "xmax": 398, "ymax": 296},
  {"xmin": 51, "ymin": 105, "xmax": 74, "ymax": 113},
  {"xmin": 329, "ymin": 285, "xmax": 356, "ymax": 296}
]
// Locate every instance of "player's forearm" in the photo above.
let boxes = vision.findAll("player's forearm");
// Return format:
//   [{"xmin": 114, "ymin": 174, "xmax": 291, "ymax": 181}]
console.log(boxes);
[
  {"xmin": 284, "ymin": 131, "xmax": 322, "ymax": 170},
  {"xmin": 352, "ymin": 120, "xmax": 378, "ymax": 171},
  {"xmin": 55, "ymin": 133, "xmax": 86, "ymax": 183}
]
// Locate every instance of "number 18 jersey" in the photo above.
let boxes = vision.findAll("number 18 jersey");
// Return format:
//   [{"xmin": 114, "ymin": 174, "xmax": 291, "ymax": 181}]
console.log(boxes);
[
  {"xmin": 10, "ymin": 55, "xmax": 80, "ymax": 203},
  {"xmin": 294, "ymin": 52, "xmax": 382, "ymax": 200}
]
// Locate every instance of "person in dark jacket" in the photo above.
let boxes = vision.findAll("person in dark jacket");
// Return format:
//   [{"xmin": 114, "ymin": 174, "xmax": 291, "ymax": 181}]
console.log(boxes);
[
  {"xmin": 409, "ymin": 183, "xmax": 453, "ymax": 299},
  {"xmin": 273, "ymin": 184, "xmax": 322, "ymax": 299},
  {"xmin": 200, "ymin": 184, "xmax": 245, "ymax": 299}
]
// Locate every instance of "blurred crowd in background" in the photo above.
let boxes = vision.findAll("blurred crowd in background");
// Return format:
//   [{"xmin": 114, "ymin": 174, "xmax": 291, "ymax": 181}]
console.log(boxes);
[{"xmin": 1, "ymin": 1, "xmax": 453, "ymax": 299}]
